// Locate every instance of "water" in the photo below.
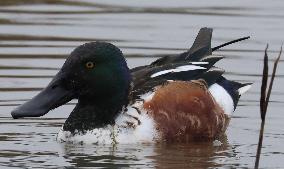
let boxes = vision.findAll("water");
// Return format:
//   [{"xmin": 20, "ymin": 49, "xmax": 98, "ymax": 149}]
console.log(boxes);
[{"xmin": 0, "ymin": 0, "xmax": 283, "ymax": 168}]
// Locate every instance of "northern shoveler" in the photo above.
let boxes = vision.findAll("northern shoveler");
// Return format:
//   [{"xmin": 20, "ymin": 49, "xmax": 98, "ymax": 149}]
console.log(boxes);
[{"xmin": 11, "ymin": 27, "xmax": 252, "ymax": 144}]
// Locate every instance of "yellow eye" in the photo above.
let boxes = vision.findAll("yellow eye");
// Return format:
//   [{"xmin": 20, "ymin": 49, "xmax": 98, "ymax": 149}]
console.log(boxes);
[{"xmin": 85, "ymin": 61, "xmax": 95, "ymax": 69}]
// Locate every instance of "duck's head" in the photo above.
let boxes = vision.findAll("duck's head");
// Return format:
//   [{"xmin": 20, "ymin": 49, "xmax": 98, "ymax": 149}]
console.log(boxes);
[{"xmin": 11, "ymin": 42, "xmax": 131, "ymax": 120}]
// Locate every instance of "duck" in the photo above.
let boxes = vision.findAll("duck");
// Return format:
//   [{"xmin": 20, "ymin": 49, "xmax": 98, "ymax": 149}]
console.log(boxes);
[{"xmin": 11, "ymin": 27, "xmax": 252, "ymax": 144}]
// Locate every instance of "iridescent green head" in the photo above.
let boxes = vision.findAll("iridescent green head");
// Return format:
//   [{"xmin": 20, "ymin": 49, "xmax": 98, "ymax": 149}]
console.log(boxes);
[{"xmin": 12, "ymin": 42, "xmax": 131, "ymax": 119}]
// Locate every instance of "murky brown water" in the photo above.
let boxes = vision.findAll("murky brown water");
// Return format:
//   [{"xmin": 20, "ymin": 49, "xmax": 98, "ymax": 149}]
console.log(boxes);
[{"xmin": 0, "ymin": 0, "xmax": 283, "ymax": 168}]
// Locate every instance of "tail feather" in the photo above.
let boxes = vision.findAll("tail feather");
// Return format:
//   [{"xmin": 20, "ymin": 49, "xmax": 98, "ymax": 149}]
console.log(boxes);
[
  {"xmin": 212, "ymin": 36, "xmax": 250, "ymax": 52},
  {"xmin": 238, "ymin": 83, "xmax": 253, "ymax": 95},
  {"xmin": 185, "ymin": 27, "xmax": 213, "ymax": 61},
  {"xmin": 150, "ymin": 27, "xmax": 213, "ymax": 66},
  {"xmin": 200, "ymin": 55, "xmax": 224, "ymax": 67},
  {"xmin": 150, "ymin": 27, "xmax": 249, "ymax": 67}
]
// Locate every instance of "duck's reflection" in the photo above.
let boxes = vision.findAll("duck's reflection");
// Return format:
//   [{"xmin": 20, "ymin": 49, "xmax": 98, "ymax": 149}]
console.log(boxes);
[
  {"xmin": 60, "ymin": 135, "xmax": 235, "ymax": 168},
  {"xmin": 150, "ymin": 136, "xmax": 233, "ymax": 169}
]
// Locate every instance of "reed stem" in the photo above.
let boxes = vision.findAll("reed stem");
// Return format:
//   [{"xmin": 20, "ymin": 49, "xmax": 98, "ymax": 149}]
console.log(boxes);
[{"xmin": 254, "ymin": 45, "xmax": 282, "ymax": 169}]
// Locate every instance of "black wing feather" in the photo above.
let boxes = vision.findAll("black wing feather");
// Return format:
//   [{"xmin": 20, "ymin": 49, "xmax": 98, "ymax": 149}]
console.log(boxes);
[
  {"xmin": 150, "ymin": 27, "xmax": 213, "ymax": 66},
  {"xmin": 129, "ymin": 27, "xmax": 249, "ymax": 100}
]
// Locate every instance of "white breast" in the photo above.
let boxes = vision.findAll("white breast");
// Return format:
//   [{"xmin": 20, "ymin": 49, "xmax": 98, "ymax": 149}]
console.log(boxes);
[{"xmin": 57, "ymin": 92, "xmax": 158, "ymax": 144}]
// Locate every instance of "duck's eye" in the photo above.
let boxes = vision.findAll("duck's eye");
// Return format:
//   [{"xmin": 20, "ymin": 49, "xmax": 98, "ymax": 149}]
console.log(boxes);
[{"xmin": 85, "ymin": 61, "xmax": 95, "ymax": 69}]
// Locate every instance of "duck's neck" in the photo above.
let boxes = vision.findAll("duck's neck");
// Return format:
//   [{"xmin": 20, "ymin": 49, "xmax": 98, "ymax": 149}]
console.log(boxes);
[{"xmin": 63, "ymin": 93, "xmax": 128, "ymax": 134}]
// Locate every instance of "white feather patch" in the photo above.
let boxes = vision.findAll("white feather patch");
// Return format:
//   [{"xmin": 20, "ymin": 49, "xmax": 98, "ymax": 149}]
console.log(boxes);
[
  {"xmin": 150, "ymin": 65, "xmax": 206, "ymax": 78},
  {"xmin": 238, "ymin": 84, "xmax": 252, "ymax": 95},
  {"xmin": 209, "ymin": 83, "xmax": 234, "ymax": 116},
  {"xmin": 190, "ymin": 62, "xmax": 209, "ymax": 65}
]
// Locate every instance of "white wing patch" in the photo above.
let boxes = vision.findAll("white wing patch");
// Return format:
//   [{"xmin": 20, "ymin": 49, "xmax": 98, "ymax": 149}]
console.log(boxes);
[
  {"xmin": 150, "ymin": 65, "xmax": 206, "ymax": 78},
  {"xmin": 189, "ymin": 62, "xmax": 209, "ymax": 65}
]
